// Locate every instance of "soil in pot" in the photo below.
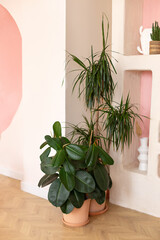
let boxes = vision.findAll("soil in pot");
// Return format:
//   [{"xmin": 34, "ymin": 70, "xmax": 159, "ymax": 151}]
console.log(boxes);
[{"xmin": 62, "ymin": 199, "xmax": 91, "ymax": 227}]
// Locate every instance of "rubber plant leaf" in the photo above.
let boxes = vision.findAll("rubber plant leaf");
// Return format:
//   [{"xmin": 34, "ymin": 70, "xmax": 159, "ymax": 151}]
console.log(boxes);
[
  {"xmin": 69, "ymin": 190, "xmax": 85, "ymax": 208},
  {"xmin": 97, "ymin": 145, "xmax": 114, "ymax": 165},
  {"xmin": 63, "ymin": 160, "xmax": 75, "ymax": 175},
  {"xmin": 93, "ymin": 164, "xmax": 109, "ymax": 191},
  {"xmin": 38, "ymin": 173, "xmax": 58, "ymax": 188},
  {"xmin": 85, "ymin": 144, "xmax": 98, "ymax": 168},
  {"xmin": 66, "ymin": 144, "xmax": 85, "ymax": 160},
  {"xmin": 41, "ymin": 158, "xmax": 58, "ymax": 175},
  {"xmin": 45, "ymin": 135, "xmax": 62, "ymax": 150},
  {"xmin": 40, "ymin": 141, "xmax": 47, "ymax": 149},
  {"xmin": 88, "ymin": 187, "xmax": 105, "ymax": 205},
  {"xmin": 53, "ymin": 121, "xmax": 62, "ymax": 138},
  {"xmin": 60, "ymin": 199, "xmax": 74, "ymax": 214},
  {"xmin": 60, "ymin": 137, "xmax": 70, "ymax": 146},
  {"xmin": 48, "ymin": 178, "xmax": 70, "ymax": 207},
  {"xmin": 40, "ymin": 147, "xmax": 51, "ymax": 161},
  {"xmin": 75, "ymin": 170, "xmax": 95, "ymax": 193},
  {"xmin": 52, "ymin": 149, "xmax": 66, "ymax": 167},
  {"xmin": 59, "ymin": 167, "xmax": 75, "ymax": 191}
]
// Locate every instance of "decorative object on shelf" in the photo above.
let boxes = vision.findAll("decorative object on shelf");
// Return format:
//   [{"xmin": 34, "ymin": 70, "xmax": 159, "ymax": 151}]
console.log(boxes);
[
  {"xmin": 150, "ymin": 21, "xmax": 160, "ymax": 54},
  {"xmin": 137, "ymin": 26, "xmax": 151, "ymax": 55},
  {"xmin": 138, "ymin": 137, "xmax": 149, "ymax": 171}
]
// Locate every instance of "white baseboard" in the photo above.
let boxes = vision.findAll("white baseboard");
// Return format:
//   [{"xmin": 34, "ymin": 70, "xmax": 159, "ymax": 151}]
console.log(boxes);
[
  {"xmin": 110, "ymin": 198, "xmax": 160, "ymax": 218},
  {"xmin": 21, "ymin": 181, "xmax": 48, "ymax": 200},
  {"xmin": 0, "ymin": 167, "xmax": 23, "ymax": 180}
]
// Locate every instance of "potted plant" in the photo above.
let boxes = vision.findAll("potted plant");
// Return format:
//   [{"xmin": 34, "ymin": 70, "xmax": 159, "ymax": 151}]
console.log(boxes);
[
  {"xmin": 67, "ymin": 115, "xmax": 113, "ymax": 215},
  {"xmin": 38, "ymin": 15, "xmax": 143, "ymax": 226},
  {"xmin": 67, "ymin": 15, "xmax": 142, "ymax": 215},
  {"xmin": 38, "ymin": 121, "xmax": 114, "ymax": 226},
  {"xmin": 150, "ymin": 21, "xmax": 160, "ymax": 54}
]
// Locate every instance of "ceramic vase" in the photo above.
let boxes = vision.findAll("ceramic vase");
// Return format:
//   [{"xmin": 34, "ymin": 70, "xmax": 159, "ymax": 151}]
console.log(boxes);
[
  {"xmin": 137, "ymin": 137, "xmax": 148, "ymax": 171},
  {"xmin": 137, "ymin": 26, "xmax": 151, "ymax": 55}
]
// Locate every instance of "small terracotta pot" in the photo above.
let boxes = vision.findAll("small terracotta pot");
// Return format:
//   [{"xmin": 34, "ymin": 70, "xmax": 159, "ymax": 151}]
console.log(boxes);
[
  {"xmin": 149, "ymin": 41, "xmax": 160, "ymax": 54},
  {"xmin": 89, "ymin": 190, "xmax": 109, "ymax": 216},
  {"xmin": 89, "ymin": 199, "xmax": 108, "ymax": 216},
  {"xmin": 62, "ymin": 199, "xmax": 91, "ymax": 227}
]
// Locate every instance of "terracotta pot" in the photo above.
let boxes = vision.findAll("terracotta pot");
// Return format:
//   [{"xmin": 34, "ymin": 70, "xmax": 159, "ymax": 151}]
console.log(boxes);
[
  {"xmin": 149, "ymin": 41, "xmax": 160, "ymax": 54},
  {"xmin": 62, "ymin": 199, "xmax": 91, "ymax": 227},
  {"xmin": 89, "ymin": 190, "xmax": 109, "ymax": 216},
  {"xmin": 89, "ymin": 199, "xmax": 108, "ymax": 216}
]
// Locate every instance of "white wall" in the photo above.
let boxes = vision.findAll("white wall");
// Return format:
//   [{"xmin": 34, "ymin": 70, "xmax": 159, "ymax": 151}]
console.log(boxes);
[{"xmin": 0, "ymin": 0, "xmax": 66, "ymax": 198}]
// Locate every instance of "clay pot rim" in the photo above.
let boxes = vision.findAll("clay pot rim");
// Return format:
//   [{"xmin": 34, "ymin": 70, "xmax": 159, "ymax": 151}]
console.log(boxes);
[{"xmin": 62, "ymin": 217, "xmax": 89, "ymax": 227}]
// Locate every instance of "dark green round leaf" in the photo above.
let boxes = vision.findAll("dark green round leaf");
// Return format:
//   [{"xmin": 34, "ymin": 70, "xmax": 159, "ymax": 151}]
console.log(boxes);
[
  {"xmin": 69, "ymin": 159, "xmax": 86, "ymax": 170},
  {"xmin": 48, "ymin": 178, "xmax": 70, "ymax": 207},
  {"xmin": 40, "ymin": 147, "xmax": 51, "ymax": 161},
  {"xmin": 40, "ymin": 141, "xmax": 47, "ymax": 149},
  {"xmin": 59, "ymin": 168, "xmax": 75, "ymax": 191},
  {"xmin": 52, "ymin": 149, "xmax": 65, "ymax": 167},
  {"xmin": 63, "ymin": 160, "xmax": 75, "ymax": 175},
  {"xmin": 66, "ymin": 144, "xmax": 85, "ymax": 160},
  {"xmin": 60, "ymin": 137, "xmax": 70, "ymax": 146},
  {"xmin": 88, "ymin": 187, "xmax": 105, "ymax": 204},
  {"xmin": 45, "ymin": 136, "xmax": 62, "ymax": 150},
  {"xmin": 85, "ymin": 144, "xmax": 98, "ymax": 168},
  {"xmin": 53, "ymin": 121, "xmax": 62, "ymax": 138},
  {"xmin": 69, "ymin": 190, "xmax": 85, "ymax": 208},
  {"xmin": 60, "ymin": 199, "xmax": 74, "ymax": 214},
  {"xmin": 93, "ymin": 164, "xmax": 109, "ymax": 191},
  {"xmin": 97, "ymin": 146, "xmax": 114, "ymax": 165},
  {"xmin": 75, "ymin": 171, "xmax": 95, "ymax": 193},
  {"xmin": 38, "ymin": 173, "xmax": 58, "ymax": 188},
  {"xmin": 41, "ymin": 158, "xmax": 58, "ymax": 175}
]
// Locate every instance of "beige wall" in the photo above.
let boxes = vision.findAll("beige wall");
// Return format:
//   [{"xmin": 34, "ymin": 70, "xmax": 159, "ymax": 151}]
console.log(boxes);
[{"xmin": 66, "ymin": 0, "xmax": 112, "ymax": 132}]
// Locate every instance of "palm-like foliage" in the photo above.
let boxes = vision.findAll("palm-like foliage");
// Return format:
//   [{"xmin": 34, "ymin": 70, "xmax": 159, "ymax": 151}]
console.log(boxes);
[
  {"xmin": 67, "ymin": 115, "xmax": 107, "ymax": 148},
  {"xmin": 68, "ymin": 16, "xmax": 116, "ymax": 109},
  {"xmin": 98, "ymin": 95, "xmax": 142, "ymax": 151}
]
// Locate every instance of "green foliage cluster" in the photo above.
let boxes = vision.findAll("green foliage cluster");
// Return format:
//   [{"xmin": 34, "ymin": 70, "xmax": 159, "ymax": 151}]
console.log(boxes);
[
  {"xmin": 38, "ymin": 122, "xmax": 113, "ymax": 214},
  {"xmin": 38, "ymin": 16, "xmax": 142, "ymax": 214},
  {"xmin": 69, "ymin": 17, "xmax": 116, "ymax": 109},
  {"xmin": 98, "ymin": 95, "xmax": 142, "ymax": 151},
  {"xmin": 151, "ymin": 21, "xmax": 160, "ymax": 41}
]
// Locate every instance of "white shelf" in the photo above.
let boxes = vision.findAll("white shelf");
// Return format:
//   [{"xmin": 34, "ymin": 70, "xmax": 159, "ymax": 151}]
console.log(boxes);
[{"xmin": 122, "ymin": 55, "xmax": 160, "ymax": 71}]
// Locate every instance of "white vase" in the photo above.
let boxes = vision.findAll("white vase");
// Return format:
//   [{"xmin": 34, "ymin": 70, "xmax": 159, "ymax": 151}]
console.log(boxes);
[{"xmin": 137, "ymin": 137, "xmax": 148, "ymax": 171}]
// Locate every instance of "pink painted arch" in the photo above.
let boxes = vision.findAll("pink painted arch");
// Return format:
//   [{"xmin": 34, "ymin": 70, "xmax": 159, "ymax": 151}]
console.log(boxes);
[{"xmin": 0, "ymin": 4, "xmax": 22, "ymax": 134}]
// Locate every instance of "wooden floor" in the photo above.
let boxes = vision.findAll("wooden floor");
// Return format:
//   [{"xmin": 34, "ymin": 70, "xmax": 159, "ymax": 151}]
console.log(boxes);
[{"xmin": 0, "ymin": 175, "xmax": 160, "ymax": 240}]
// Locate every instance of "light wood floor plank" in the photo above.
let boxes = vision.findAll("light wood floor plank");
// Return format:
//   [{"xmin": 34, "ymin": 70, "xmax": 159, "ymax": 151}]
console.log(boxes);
[{"xmin": 0, "ymin": 174, "xmax": 160, "ymax": 240}]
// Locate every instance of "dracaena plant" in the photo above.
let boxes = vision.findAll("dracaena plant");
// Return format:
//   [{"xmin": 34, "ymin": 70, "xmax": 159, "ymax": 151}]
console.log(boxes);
[
  {"xmin": 38, "ymin": 121, "xmax": 113, "ymax": 214},
  {"xmin": 67, "ymin": 15, "xmax": 142, "ymax": 152},
  {"xmin": 97, "ymin": 95, "xmax": 142, "ymax": 151},
  {"xmin": 68, "ymin": 15, "xmax": 116, "ymax": 111}
]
